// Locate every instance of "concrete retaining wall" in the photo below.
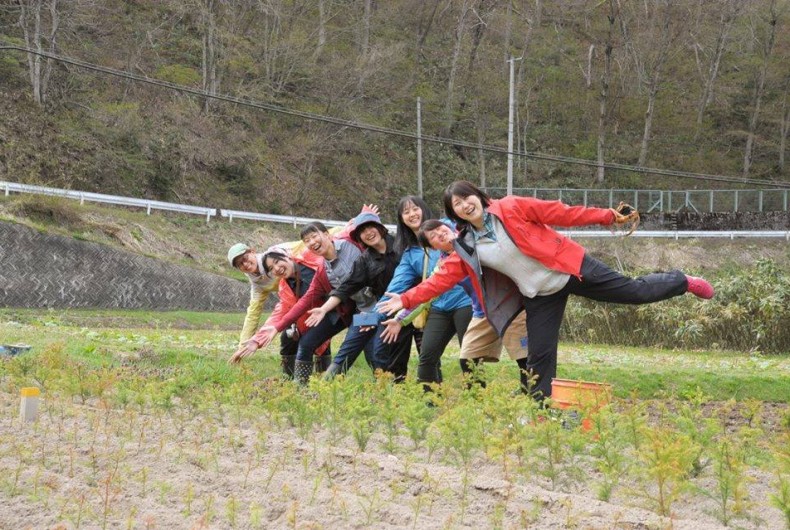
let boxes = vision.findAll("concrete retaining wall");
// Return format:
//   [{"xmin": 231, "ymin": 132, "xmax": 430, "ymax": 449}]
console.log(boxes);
[{"xmin": 0, "ymin": 221, "xmax": 248, "ymax": 310}]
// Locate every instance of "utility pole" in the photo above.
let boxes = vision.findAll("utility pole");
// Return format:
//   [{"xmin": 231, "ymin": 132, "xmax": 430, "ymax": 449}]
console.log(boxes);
[
  {"xmin": 506, "ymin": 55, "xmax": 522, "ymax": 196},
  {"xmin": 417, "ymin": 97, "xmax": 424, "ymax": 198}
]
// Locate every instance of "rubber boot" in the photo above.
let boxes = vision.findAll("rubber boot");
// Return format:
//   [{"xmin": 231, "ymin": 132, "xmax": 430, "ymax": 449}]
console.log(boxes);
[
  {"xmin": 314, "ymin": 354, "xmax": 331, "ymax": 374},
  {"xmin": 280, "ymin": 354, "xmax": 296, "ymax": 380},
  {"xmin": 293, "ymin": 359, "xmax": 313, "ymax": 386},
  {"xmin": 322, "ymin": 362, "xmax": 343, "ymax": 381}
]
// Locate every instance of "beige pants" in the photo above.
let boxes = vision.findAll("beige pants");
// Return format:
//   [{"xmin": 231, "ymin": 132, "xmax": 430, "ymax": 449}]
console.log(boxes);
[{"xmin": 459, "ymin": 311, "xmax": 527, "ymax": 362}]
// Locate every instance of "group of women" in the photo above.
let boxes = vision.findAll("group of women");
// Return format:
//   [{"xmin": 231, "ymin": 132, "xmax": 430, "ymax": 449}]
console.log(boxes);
[{"xmin": 228, "ymin": 181, "xmax": 715, "ymax": 399}]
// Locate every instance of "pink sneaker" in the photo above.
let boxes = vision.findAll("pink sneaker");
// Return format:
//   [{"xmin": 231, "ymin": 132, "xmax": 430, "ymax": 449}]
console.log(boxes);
[{"xmin": 685, "ymin": 275, "xmax": 715, "ymax": 299}]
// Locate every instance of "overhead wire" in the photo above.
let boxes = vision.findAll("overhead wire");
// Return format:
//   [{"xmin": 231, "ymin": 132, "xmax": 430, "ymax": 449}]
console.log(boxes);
[{"xmin": 2, "ymin": 44, "xmax": 790, "ymax": 190}]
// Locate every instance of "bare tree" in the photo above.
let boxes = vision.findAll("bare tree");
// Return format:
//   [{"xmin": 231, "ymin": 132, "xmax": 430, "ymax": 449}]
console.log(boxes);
[
  {"xmin": 416, "ymin": 0, "xmax": 444, "ymax": 59},
  {"xmin": 617, "ymin": 0, "xmax": 688, "ymax": 167},
  {"xmin": 359, "ymin": 0, "xmax": 372, "ymax": 57},
  {"xmin": 513, "ymin": 0, "xmax": 541, "ymax": 178},
  {"xmin": 443, "ymin": 0, "xmax": 475, "ymax": 136},
  {"xmin": 18, "ymin": 0, "xmax": 60, "ymax": 106},
  {"xmin": 780, "ymin": 75, "xmax": 790, "ymax": 172},
  {"xmin": 199, "ymin": 0, "xmax": 220, "ymax": 113},
  {"xmin": 743, "ymin": 0, "xmax": 778, "ymax": 178},
  {"xmin": 316, "ymin": 0, "xmax": 327, "ymax": 57},
  {"xmin": 691, "ymin": 0, "xmax": 743, "ymax": 140},
  {"xmin": 596, "ymin": 0, "xmax": 617, "ymax": 183}
]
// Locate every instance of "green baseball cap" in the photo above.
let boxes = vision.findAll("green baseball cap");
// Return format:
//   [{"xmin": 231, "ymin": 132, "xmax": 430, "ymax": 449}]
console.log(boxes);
[{"xmin": 227, "ymin": 243, "xmax": 252, "ymax": 267}]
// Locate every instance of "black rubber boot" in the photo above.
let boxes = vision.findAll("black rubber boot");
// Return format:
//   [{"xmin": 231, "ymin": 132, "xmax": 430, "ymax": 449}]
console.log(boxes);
[
  {"xmin": 280, "ymin": 354, "xmax": 296, "ymax": 380},
  {"xmin": 294, "ymin": 360, "xmax": 313, "ymax": 386}
]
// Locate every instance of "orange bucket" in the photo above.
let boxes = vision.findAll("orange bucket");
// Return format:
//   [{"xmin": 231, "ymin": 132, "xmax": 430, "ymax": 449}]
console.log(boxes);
[{"xmin": 550, "ymin": 378, "xmax": 612, "ymax": 431}]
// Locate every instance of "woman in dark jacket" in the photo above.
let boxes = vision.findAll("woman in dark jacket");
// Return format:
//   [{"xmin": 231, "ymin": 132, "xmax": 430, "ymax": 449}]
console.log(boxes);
[{"xmin": 306, "ymin": 211, "xmax": 415, "ymax": 382}]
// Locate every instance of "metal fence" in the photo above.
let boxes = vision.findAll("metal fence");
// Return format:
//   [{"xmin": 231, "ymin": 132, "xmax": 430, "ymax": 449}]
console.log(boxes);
[
  {"xmin": 485, "ymin": 187, "xmax": 790, "ymax": 213},
  {"xmin": 2, "ymin": 181, "xmax": 217, "ymax": 221},
  {"xmin": 2, "ymin": 180, "xmax": 788, "ymax": 239}
]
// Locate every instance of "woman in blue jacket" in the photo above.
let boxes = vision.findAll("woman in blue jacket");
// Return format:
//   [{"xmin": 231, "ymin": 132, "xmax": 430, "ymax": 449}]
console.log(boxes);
[{"xmin": 384, "ymin": 196, "xmax": 473, "ymax": 389}]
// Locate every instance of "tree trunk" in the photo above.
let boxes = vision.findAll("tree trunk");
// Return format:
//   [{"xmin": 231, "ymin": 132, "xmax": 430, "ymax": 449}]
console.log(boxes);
[
  {"xmin": 743, "ymin": 0, "xmax": 777, "ymax": 178},
  {"xmin": 316, "ymin": 0, "xmax": 326, "ymax": 58},
  {"xmin": 19, "ymin": 0, "xmax": 43, "ymax": 105},
  {"xmin": 443, "ymin": 1, "xmax": 471, "ymax": 136},
  {"xmin": 417, "ymin": 0, "xmax": 441, "ymax": 54},
  {"xmin": 476, "ymin": 105, "xmax": 487, "ymax": 188},
  {"xmin": 596, "ymin": 1, "xmax": 616, "ymax": 184},
  {"xmin": 693, "ymin": 2, "xmax": 739, "ymax": 140},
  {"xmin": 40, "ymin": 0, "xmax": 59, "ymax": 103},
  {"xmin": 636, "ymin": 2, "xmax": 680, "ymax": 167},
  {"xmin": 202, "ymin": 0, "xmax": 219, "ymax": 114},
  {"xmin": 638, "ymin": 71, "xmax": 659, "ymax": 166},
  {"xmin": 360, "ymin": 0, "xmax": 372, "ymax": 56},
  {"xmin": 780, "ymin": 77, "xmax": 790, "ymax": 171}
]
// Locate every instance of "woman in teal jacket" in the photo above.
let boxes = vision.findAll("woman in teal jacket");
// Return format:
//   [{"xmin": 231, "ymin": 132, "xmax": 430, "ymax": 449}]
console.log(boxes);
[{"xmin": 384, "ymin": 196, "xmax": 472, "ymax": 388}]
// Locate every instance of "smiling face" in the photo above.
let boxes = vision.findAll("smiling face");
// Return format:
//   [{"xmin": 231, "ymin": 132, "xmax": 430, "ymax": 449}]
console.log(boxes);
[
  {"xmin": 424, "ymin": 224, "xmax": 456, "ymax": 253},
  {"xmin": 400, "ymin": 200, "xmax": 423, "ymax": 232},
  {"xmin": 235, "ymin": 251, "xmax": 259, "ymax": 274},
  {"xmin": 451, "ymin": 194, "xmax": 484, "ymax": 227},
  {"xmin": 358, "ymin": 223, "xmax": 384, "ymax": 248},
  {"xmin": 264, "ymin": 255, "xmax": 295, "ymax": 279},
  {"xmin": 302, "ymin": 230, "xmax": 333, "ymax": 258}
]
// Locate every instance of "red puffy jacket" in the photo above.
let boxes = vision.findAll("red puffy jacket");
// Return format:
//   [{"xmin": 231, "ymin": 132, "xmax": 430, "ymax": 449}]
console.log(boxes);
[{"xmin": 400, "ymin": 196, "xmax": 614, "ymax": 336}]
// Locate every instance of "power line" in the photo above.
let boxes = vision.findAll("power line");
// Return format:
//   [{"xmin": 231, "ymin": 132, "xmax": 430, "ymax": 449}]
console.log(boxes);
[{"xmin": 3, "ymin": 44, "xmax": 790, "ymax": 190}]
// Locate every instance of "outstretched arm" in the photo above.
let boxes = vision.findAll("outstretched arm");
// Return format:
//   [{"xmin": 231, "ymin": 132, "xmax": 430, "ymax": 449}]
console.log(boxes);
[{"xmin": 505, "ymin": 196, "xmax": 615, "ymax": 228}]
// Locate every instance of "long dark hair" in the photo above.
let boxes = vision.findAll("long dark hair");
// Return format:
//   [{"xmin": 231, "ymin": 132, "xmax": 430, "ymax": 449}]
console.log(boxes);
[
  {"xmin": 442, "ymin": 180, "xmax": 491, "ymax": 229},
  {"xmin": 393, "ymin": 195, "xmax": 434, "ymax": 253},
  {"xmin": 262, "ymin": 250, "xmax": 289, "ymax": 275}
]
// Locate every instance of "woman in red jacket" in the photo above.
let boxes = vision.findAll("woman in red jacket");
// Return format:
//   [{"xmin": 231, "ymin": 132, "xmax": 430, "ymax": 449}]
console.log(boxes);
[
  {"xmin": 230, "ymin": 247, "xmax": 331, "ymax": 377},
  {"xmin": 378, "ymin": 181, "xmax": 714, "ymax": 400}
]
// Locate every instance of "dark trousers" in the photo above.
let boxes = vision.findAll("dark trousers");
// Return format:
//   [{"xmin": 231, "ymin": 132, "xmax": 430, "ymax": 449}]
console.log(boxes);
[
  {"xmin": 282, "ymin": 330, "xmax": 331, "ymax": 371},
  {"xmin": 295, "ymin": 315, "xmax": 347, "ymax": 363},
  {"xmin": 417, "ymin": 306, "xmax": 473, "ymax": 384},
  {"xmin": 330, "ymin": 324, "xmax": 377, "ymax": 373},
  {"xmin": 380, "ymin": 322, "xmax": 416, "ymax": 383},
  {"xmin": 521, "ymin": 254, "xmax": 688, "ymax": 399}
]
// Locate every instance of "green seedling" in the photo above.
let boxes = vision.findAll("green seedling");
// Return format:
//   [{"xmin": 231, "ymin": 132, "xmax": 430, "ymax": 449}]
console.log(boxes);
[
  {"xmin": 588, "ymin": 406, "xmax": 629, "ymax": 501},
  {"xmin": 225, "ymin": 495, "xmax": 239, "ymax": 528},
  {"xmin": 357, "ymin": 489, "xmax": 382, "ymax": 526},
  {"xmin": 698, "ymin": 436, "xmax": 752, "ymax": 525},
  {"xmin": 249, "ymin": 501, "xmax": 263, "ymax": 528},
  {"xmin": 183, "ymin": 482, "xmax": 195, "ymax": 516},
  {"xmin": 635, "ymin": 425, "xmax": 697, "ymax": 516}
]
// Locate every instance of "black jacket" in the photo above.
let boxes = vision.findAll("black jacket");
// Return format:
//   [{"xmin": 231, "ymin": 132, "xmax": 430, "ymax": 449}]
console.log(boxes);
[{"xmin": 330, "ymin": 234, "xmax": 401, "ymax": 303}]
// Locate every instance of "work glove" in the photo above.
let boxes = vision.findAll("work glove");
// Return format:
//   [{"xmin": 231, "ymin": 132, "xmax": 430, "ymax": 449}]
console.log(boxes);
[{"xmin": 609, "ymin": 202, "xmax": 640, "ymax": 235}]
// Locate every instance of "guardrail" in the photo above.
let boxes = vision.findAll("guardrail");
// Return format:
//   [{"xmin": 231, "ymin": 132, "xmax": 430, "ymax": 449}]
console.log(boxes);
[
  {"xmin": 2, "ymin": 181, "xmax": 217, "ymax": 222},
  {"xmin": 218, "ymin": 209, "xmax": 397, "ymax": 231},
  {"xmin": 2, "ymin": 180, "xmax": 788, "ymax": 239}
]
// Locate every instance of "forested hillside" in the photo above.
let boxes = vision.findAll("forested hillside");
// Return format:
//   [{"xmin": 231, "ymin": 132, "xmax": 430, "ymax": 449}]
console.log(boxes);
[{"xmin": 1, "ymin": 0, "xmax": 789, "ymax": 220}]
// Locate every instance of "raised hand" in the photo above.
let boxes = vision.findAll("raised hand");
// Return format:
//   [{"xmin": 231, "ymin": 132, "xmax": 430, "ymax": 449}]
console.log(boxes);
[
  {"xmin": 376, "ymin": 292, "xmax": 404, "ymax": 316},
  {"xmin": 363, "ymin": 203, "xmax": 380, "ymax": 216},
  {"xmin": 305, "ymin": 307, "xmax": 327, "ymax": 327}
]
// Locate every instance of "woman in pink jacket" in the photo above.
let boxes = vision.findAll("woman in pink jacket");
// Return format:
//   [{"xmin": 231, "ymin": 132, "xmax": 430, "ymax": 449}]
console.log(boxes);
[{"xmin": 378, "ymin": 181, "xmax": 714, "ymax": 400}]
